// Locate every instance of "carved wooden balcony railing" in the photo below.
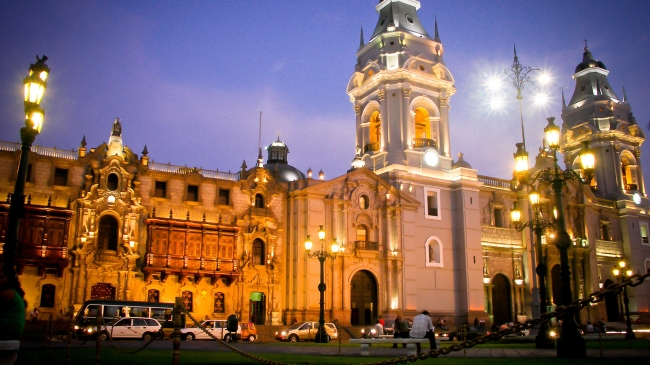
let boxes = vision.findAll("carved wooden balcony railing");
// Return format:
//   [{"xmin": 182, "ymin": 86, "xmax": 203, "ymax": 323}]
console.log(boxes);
[
  {"xmin": 355, "ymin": 240, "xmax": 379, "ymax": 250},
  {"xmin": 412, "ymin": 138, "xmax": 437, "ymax": 149},
  {"xmin": 364, "ymin": 142, "xmax": 380, "ymax": 153},
  {"xmin": 144, "ymin": 216, "xmax": 240, "ymax": 283}
]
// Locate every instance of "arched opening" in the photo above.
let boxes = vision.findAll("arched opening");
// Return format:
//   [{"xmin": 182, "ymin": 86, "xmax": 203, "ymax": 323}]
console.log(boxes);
[
  {"xmin": 604, "ymin": 279, "xmax": 619, "ymax": 321},
  {"xmin": 255, "ymin": 194, "xmax": 265, "ymax": 208},
  {"xmin": 107, "ymin": 173, "xmax": 119, "ymax": 190},
  {"xmin": 252, "ymin": 238, "xmax": 265, "ymax": 265},
  {"xmin": 350, "ymin": 270, "xmax": 377, "ymax": 326},
  {"xmin": 359, "ymin": 195, "xmax": 369, "ymax": 209},
  {"xmin": 414, "ymin": 107, "xmax": 431, "ymax": 139},
  {"xmin": 366, "ymin": 111, "xmax": 381, "ymax": 152},
  {"xmin": 621, "ymin": 154, "xmax": 639, "ymax": 191},
  {"xmin": 551, "ymin": 264, "xmax": 563, "ymax": 305},
  {"xmin": 491, "ymin": 274, "xmax": 512, "ymax": 326},
  {"xmin": 425, "ymin": 237, "xmax": 442, "ymax": 266},
  {"xmin": 40, "ymin": 284, "xmax": 55, "ymax": 307},
  {"xmin": 98, "ymin": 215, "xmax": 119, "ymax": 251}
]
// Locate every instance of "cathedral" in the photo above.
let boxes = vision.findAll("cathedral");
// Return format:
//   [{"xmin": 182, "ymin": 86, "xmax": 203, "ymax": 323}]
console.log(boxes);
[{"xmin": 1, "ymin": 0, "xmax": 649, "ymax": 328}]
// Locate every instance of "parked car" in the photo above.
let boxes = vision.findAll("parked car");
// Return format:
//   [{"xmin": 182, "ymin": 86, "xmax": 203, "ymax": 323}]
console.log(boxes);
[
  {"xmin": 82, "ymin": 317, "xmax": 162, "ymax": 341},
  {"xmin": 274, "ymin": 321, "xmax": 338, "ymax": 342},
  {"xmin": 181, "ymin": 319, "xmax": 242, "ymax": 341},
  {"xmin": 240, "ymin": 321, "xmax": 258, "ymax": 341}
]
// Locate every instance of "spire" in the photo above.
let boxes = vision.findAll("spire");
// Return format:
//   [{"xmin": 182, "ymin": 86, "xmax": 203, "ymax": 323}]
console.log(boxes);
[
  {"xmin": 141, "ymin": 145, "xmax": 149, "ymax": 156},
  {"xmin": 80, "ymin": 135, "xmax": 87, "ymax": 148},
  {"xmin": 513, "ymin": 44, "xmax": 518, "ymax": 63},
  {"xmin": 359, "ymin": 25, "xmax": 364, "ymax": 49},
  {"xmin": 622, "ymin": 84, "xmax": 630, "ymax": 105},
  {"xmin": 434, "ymin": 15, "xmax": 440, "ymax": 42},
  {"xmin": 561, "ymin": 88, "xmax": 566, "ymax": 112},
  {"xmin": 257, "ymin": 111, "xmax": 264, "ymax": 168}
]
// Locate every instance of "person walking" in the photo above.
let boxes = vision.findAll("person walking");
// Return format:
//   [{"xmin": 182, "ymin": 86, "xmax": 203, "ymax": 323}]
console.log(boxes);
[
  {"xmin": 409, "ymin": 310, "xmax": 435, "ymax": 354},
  {"xmin": 373, "ymin": 319, "xmax": 384, "ymax": 338}
]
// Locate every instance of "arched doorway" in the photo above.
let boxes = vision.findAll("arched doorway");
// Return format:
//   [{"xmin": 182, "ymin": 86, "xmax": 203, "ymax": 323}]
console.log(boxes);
[
  {"xmin": 491, "ymin": 274, "xmax": 512, "ymax": 326},
  {"xmin": 604, "ymin": 279, "xmax": 619, "ymax": 321},
  {"xmin": 551, "ymin": 264, "xmax": 564, "ymax": 305},
  {"xmin": 350, "ymin": 270, "xmax": 377, "ymax": 326},
  {"xmin": 249, "ymin": 292, "xmax": 266, "ymax": 325},
  {"xmin": 98, "ymin": 215, "xmax": 119, "ymax": 251}
]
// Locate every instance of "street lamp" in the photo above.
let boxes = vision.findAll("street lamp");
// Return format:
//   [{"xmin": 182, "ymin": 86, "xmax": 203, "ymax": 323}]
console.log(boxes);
[
  {"xmin": 511, "ymin": 116, "xmax": 594, "ymax": 358},
  {"xmin": 511, "ymin": 200, "xmax": 555, "ymax": 349},
  {"xmin": 3, "ymin": 56, "xmax": 50, "ymax": 287},
  {"xmin": 613, "ymin": 260, "xmax": 635, "ymax": 340},
  {"xmin": 304, "ymin": 225, "xmax": 339, "ymax": 343}
]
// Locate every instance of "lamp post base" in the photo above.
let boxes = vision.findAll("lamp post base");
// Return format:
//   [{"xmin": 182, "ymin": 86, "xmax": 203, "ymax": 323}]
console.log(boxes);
[
  {"xmin": 556, "ymin": 334, "xmax": 586, "ymax": 358},
  {"xmin": 314, "ymin": 329, "xmax": 330, "ymax": 343},
  {"xmin": 534, "ymin": 322, "xmax": 555, "ymax": 349}
]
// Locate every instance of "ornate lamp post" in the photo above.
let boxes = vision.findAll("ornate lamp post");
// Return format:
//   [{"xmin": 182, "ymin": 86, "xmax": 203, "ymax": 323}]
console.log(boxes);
[
  {"xmin": 511, "ymin": 117, "xmax": 594, "ymax": 358},
  {"xmin": 511, "ymin": 199, "xmax": 554, "ymax": 348},
  {"xmin": 304, "ymin": 225, "xmax": 339, "ymax": 343},
  {"xmin": 613, "ymin": 260, "xmax": 635, "ymax": 340},
  {"xmin": 3, "ymin": 56, "xmax": 50, "ymax": 287}
]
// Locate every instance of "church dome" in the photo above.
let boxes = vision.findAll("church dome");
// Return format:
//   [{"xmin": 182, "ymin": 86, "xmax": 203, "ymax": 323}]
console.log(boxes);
[
  {"xmin": 264, "ymin": 136, "xmax": 306, "ymax": 182},
  {"xmin": 575, "ymin": 47, "xmax": 606, "ymax": 73},
  {"xmin": 452, "ymin": 152, "xmax": 472, "ymax": 169}
]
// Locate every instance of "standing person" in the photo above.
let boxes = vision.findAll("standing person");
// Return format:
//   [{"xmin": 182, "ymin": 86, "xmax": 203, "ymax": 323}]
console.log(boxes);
[
  {"xmin": 378, "ymin": 316, "xmax": 385, "ymax": 332},
  {"xmin": 409, "ymin": 310, "xmax": 435, "ymax": 354},
  {"xmin": 391, "ymin": 315, "xmax": 410, "ymax": 348},
  {"xmin": 30, "ymin": 307, "xmax": 39, "ymax": 322},
  {"xmin": 373, "ymin": 319, "xmax": 384, "ymax": 338},
  {"xmin": 0, "ymin": 268, "xmax": 26, "ymax": 340},
  {"xmin": 473, "ymin": 317, "xmax": 479, "ymax": 327}
]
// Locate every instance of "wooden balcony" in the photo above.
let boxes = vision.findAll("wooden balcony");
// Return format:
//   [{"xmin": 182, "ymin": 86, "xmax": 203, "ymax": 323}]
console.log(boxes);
[
  {"xmin": 364, "ymin": 142, "xmax": 380, "ymax": 153},
  {"xmin": 355, "ymin": 241, "xmax": 379, "ymax": 250},
  {"xmin": 412, "ymin": 138, "xmax": 437, "ymax": 149}
]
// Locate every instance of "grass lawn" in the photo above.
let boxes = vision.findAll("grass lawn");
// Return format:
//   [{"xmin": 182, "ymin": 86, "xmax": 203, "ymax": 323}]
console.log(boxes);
[{"xmin": 14, "ymin": 339, "xmax": 650, "ymax": 365}]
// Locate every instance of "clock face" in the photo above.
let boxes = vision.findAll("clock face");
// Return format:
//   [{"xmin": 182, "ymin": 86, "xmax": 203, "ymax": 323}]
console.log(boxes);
[
  {"xmin": 424, "ymin": 149, "xmax": 439, "ymax": 167},
  {"xmin": 633, "ymin": 192, "xmax": 642, "ymax": 205}
]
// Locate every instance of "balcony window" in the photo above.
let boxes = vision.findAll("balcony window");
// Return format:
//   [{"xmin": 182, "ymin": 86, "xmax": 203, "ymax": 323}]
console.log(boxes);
[
  {"xmin": 154, "ymin": 181, "xmax": 167, "ymax": 198},
  {"xmin": 218, "ymin": 189, "xmax": 230, "ymax": 205},
  {"xmin": 424, "ymin": 187, "xmax": 440, "ymax": 220},
  {"xmin": 187, "ymin": 185, "xmax": 199, "ymax": 202},
  {"xmin": 641, "ymin": 222, "xmax": 649, "ymax": 246},
  {"xmin": 54, "ymin": 168, "xmax": 68, "ymax": 186}
]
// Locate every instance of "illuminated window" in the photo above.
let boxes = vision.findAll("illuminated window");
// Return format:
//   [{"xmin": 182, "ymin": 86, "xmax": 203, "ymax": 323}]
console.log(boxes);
[
  {"xmin": 359, "ymin": 195, "xmax": 369, "ymax": 209},
  {"xmin": 641, "ymin": 222, "xmax": 649, "ymax": 246},
  {"xmin": 187, "ymin": 185, "xmax": 199, "ymax": 201},
  {"xmin": 414, "ymin": 107, "xmax": 430, "ymax": 139},
  {"xmin": 369, "ymin": 111, "xmax": 381, "ymax": 145},
  {"xmin": 154, "ymin": 181, "xmax": 167, "ymax": 198},
  {"xmin": 494, "ymin": 208, "xmax": 504, "ymax": 228},
  {"xmin": 356, "ymin": 225, "xmax": 368, "ymax": 242}
]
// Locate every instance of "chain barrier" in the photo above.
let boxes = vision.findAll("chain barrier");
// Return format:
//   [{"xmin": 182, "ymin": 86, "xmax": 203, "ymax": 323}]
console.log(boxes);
[
  {"xmin": 95, "ymin": 315, "xmax": 162, "ymax": 355},
  {"xmin": 179, "ymin": 306, "xmax": 296, "ymax": 365}
]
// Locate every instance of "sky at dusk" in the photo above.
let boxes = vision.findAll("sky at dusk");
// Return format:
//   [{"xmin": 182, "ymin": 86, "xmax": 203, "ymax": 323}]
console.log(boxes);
[{"xmin": 1, "ymin": 1, "xmax": 650, "ymax": 181}]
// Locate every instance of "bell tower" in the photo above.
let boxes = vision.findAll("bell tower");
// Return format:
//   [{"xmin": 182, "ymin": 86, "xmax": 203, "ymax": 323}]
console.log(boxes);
[
  {"xmin": 347, "ymin": 0, "xmax": 456, "ymax": 174},
  {"xmin": 560, "ymin": 45, "xmax": 646, "ymax": 202}
]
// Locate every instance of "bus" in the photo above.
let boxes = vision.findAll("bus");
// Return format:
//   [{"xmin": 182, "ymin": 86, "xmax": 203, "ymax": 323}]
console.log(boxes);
[{"xmin": 74, "ymin": 299, "xmax": 175, "ymax": 330}]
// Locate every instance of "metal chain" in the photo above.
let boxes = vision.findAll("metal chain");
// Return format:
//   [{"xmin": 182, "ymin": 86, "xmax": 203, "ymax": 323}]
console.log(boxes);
[
  {"xmin": 174, "ymin": 270, "xmax": 649, "ymax": 365},
  {"xmin": 97, "ymin": 316, "xmax": 162, "ymax": 355},
  {"xmin": 181, "ymin": 307, "xmax": 296, "ymax": 365}
]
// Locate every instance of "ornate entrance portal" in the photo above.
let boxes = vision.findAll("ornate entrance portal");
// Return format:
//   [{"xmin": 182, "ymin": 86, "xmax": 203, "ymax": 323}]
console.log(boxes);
[
  {"xmin": 350, "ymin": 270, "xmax": 377, "ymax": 326},
  {"xmin": 491, "ymin": 274, "xmax": 512, "ymax": 326}
]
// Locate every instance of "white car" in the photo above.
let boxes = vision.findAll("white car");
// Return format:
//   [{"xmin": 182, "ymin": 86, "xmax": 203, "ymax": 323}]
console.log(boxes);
[
  {"xmin": 181, "ymin": 319, "xmax": 242, "ymax": 341},
  {"xmin": 86, "ymin": 317, "xmax": 162, "ymax": 341}
]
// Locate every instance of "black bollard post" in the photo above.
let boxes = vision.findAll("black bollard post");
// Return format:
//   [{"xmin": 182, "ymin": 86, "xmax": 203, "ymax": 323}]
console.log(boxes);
[
  {"xmin": 95, "ymin": 315, "xmax": 102, "ymax": 365},
  {"xmin": 172, "ymin": 297, "xmax": 183, "ymax": 365}
]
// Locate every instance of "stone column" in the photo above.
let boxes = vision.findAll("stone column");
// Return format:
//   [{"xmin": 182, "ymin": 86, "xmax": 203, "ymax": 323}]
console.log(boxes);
[
  {"xmin": 378, "ymin": 89, "xmax": 388, "ymax": 152},
  {"xmin": 402, "ymin": 86, "xmax": 412, "ymax": 150},
  {"xmin": 635, "ymin": 149, "xmax": 646, "ymax": 195},
  {"xmin": 354, "ymin": 103, "xmax": 362, "ymax": 152},
  {"xmin": 439, "ymin": 91, "xmax": 451, "ymax": 157}
]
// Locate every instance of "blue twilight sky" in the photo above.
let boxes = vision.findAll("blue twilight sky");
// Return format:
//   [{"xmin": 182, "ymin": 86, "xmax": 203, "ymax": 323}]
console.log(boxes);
[{"xmin": 1, "ymin": 1, "xmax": 650, "ymax": 180}]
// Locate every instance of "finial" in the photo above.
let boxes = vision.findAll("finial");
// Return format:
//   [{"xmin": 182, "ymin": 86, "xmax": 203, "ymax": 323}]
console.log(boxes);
[
  {"xmin": 513, "ymin": 44, "xmax": 518, "ymax": 62},
  {"xmin": 80, "ymin": 135, "xmax": 87, "ymax": 148},
  {"xmin": 142, "ymin": 145, "xmax": 149, "ymax": 156},
  {"xmin": 233, "ymin": 215, "xmax": 238, "ymax": 224},
  {"xmin": 622, "ymin": 84, "xmax": 629, "ymax": 105},
  {"xmin": 561, "ymin": 88, "xmax": 566, "ymax": 111},
  {"xmin": 241, "ymin": 160, "xmax": 247, "ymax": 170},
  {"xmin": 67, "ymin": 198, "xmax": 71, "ymax": 209},
  {"xmin": 218, "ymin": 214, "xmax": 222, "ymax": 224},
  {"xmin": 584, "ymin": 38, "xmax": 588, "ymax": 50},
  {"xmin": 152, "ymin": 207, "xmax": 156, "ymax": 217},
  {"xmin": 202, "ymin": 213, "xmax": 206, "ymax": 222},
  {"xmin": 434, "ymin": 15, "xmax": 440, "ymax": 42},
  {"xmin": 27, "ymin": 194, "xmax": 32, "ymax": 204},
  {"xmin": 186, "ymin": 211, "xmax": 190, "ymax": 221},
  {"xmin": 47, "ymin": 196, "xmax": 52, "ymax": 206},
  {"xmin": 6, "ymin": 193, "xmax": 11, "ymax": 203},
  {"xmin": 169, "ymin": 209, "xmax": 173, "ymax": 219},
  {"xmin": 359, "ymin": 25, "xmax": 364, "ymax": 49}
]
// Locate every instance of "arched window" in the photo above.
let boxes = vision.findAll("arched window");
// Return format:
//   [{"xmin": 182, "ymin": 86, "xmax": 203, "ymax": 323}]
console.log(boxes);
[
  {"xmin": 98, "ymin": 215, "xmax": 119, "ymax": 251},
  {"xmin": 148, "ymin": 289, "xmax": 160, "ymax": 303},
  {"xmin": 182, "ymin": 291, "xmax": 194, "ymax": 312},
  {"xmin": 40, "ymin": 284, "xmax": 55, "ymax": 307},
  {"xmin": 214, "ymin": 292, "xmax": 225, "ymax": 313},
  {"xmin": 621, "ymin": 153, "xmax": 639, "ymax": 191},
  {"xmin": 369, "ymin": 111, "xmax": 381, "ymax": 145},
  {"xmin": 252, "ymin": 239, "xmax": 265, "ymax": 265},
  {"xmin": 107, "ymin": 173, "xmax": 119, "ymax": 190},
  {"xmin": 425, "ymin": 236, "xmax": 443, "ymax": 267},
  {"xmin": 359, "ymin": 195, "xmax": 369, "ymax": 209},
  {"xmin": 414, "ymin": 107, "xmax": 431, "ymax": 139},
  {"xmin": 356, "ymin": 225, "xmax": 368, "ymax": 243},
  {"xmin": 255, "ymin": 194, "xmax": 265, "ymax": 208}
]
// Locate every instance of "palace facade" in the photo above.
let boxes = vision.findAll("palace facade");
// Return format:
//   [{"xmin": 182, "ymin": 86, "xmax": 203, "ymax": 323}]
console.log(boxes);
[{"xmin": 1, "ymin": 0, "xmax": 649, "ymax": 327}]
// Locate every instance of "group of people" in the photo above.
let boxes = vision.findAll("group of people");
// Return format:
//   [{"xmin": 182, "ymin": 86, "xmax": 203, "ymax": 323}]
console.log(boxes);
[{"xmin": 379, "ymin": 311, "xmax": 436, "ymax": 354}]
